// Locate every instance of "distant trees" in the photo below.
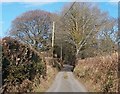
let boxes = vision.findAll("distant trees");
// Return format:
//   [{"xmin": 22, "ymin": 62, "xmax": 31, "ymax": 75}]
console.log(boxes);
[
  {"xmin": 96, "ymin": 20, "xmax": 118, "ymax": 55},
  {"xmin": 9, "ymin": 10, "xmax": 52, "ymax": 52}
]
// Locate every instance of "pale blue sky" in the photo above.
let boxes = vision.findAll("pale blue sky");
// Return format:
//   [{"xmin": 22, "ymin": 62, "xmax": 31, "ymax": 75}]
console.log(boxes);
[{"xmin": 0, "ymin": 2, "xmax": 118, "ymax": 38}]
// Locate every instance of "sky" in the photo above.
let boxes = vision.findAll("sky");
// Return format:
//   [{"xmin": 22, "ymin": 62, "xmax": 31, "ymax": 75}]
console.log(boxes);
[{"xmin": 0, "ymin": 0, "xmax": 119, "ymax": 38}]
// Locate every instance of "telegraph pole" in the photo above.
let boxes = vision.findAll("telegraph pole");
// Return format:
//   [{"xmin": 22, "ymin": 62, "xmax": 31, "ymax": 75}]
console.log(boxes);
[
  {"xmin": 60, "ymin": 43, "xmax": 62, "ymax": 61},
  {"xmin": 52, "ymin": 21, "xmax": 55, "ymax": 58}
]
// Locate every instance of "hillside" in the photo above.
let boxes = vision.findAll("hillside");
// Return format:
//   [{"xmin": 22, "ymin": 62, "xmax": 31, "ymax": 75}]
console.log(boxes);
[{"xmin": 74, "ymin": 53, "xmax": 118, "ymax": 92}]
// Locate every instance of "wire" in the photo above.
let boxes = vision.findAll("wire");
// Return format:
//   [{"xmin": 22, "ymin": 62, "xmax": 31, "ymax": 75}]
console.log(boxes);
[
  {"xmin": 54, "ymin": 1, "xmax": 76, "ymax": 23},
  {"xmin": 55, "ymin": 1, "xmax": 76, "ymax": 30},
  {"xmin": 62, "ymin": 2, "xmax": 76, "ymax": 19}
]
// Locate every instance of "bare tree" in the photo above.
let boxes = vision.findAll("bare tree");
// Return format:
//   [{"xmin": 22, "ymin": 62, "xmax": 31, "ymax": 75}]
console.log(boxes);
[
  {"xmin": 9, "ymin": 10, "xmax": 52, "ymax": 52},
  {"xmin": 97, "ymin": 19, "xmax": 118, "ymax": 55},
  {"xmin": 59, "ymin": 2, "xmax": 117, "ymax": 58}
]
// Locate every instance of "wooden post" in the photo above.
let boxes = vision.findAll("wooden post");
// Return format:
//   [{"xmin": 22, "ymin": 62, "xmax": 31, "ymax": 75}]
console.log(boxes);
[
  {"xmin": 60, "ymin": 43, "xmax": 62, "ymax": 61},
  {"xmin": 52, "ymin": 21, "xmax": 55, "ymax": 65},
  {"xmin": 52, "ymin": 21, "xmax": 55, "ymax": 49}
]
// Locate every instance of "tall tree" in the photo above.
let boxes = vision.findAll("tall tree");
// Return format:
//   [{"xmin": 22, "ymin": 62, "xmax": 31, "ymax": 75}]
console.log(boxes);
[
  {"xmin": 59, "ymin": 2, "xmax": 117, "ymax": 58},
  {"xmin": 9, "ymin": 10, "xmax": 52, "ymax": 52}
]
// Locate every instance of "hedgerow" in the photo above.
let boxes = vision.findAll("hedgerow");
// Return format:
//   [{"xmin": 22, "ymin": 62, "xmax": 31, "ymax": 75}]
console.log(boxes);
[{"xmin": 1, "ymin": 37, "xmax": 46, "ymax": 93}]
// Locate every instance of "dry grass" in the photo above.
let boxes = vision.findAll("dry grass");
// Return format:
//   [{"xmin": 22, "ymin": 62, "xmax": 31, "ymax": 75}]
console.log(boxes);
[{"xmin": 74, "ymin": 53, "xmax": 118, "ymax": 92}]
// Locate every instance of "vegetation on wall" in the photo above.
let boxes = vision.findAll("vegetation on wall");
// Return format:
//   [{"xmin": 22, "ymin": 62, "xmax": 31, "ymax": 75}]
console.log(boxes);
[
  {"xmin": 74, "ymin": 53, "xmax": 118, "ymax": 92},
  {"xmin": 1, "ymin": 37, "xmax": 46, "ymax": 93}
]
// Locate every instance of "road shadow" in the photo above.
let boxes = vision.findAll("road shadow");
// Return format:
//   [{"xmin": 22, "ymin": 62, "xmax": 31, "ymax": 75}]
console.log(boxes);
[{"xmin": 61, "ymin": 64, "xmax": 74, "ymax": 72}]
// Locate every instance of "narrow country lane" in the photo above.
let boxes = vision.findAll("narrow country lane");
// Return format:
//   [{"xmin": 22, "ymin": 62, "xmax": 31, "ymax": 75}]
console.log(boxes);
[{"xmin": 46, "ymin": 71, "xmax": 87, "ymax": 92}]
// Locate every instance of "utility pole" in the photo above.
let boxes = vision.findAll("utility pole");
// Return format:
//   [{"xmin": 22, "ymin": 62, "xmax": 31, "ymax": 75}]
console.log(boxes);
[
  {"xmin": 60, "ymin": 43, "xmax": 62, "ymax": 61},
  {"xmin": 52, "ymin": 21, "xmax": 55, "ymax": 58}
]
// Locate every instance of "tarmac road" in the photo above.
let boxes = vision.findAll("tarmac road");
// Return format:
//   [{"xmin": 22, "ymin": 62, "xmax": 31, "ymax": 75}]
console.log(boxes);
[{"xmin": 47, "ymin": 65, "xmax": 87, "ymax": 92}]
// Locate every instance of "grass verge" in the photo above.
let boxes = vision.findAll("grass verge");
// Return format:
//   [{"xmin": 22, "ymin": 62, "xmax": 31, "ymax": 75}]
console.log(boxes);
[{"xmin": 33, "ymin": 65, "xmax": 58, "ymax": 92}]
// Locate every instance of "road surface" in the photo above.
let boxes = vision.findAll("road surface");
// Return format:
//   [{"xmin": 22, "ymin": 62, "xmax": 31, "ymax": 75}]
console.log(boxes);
[{"xmin": 47, "ymin": 65, "xmax": 87, "ymax": 92}]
